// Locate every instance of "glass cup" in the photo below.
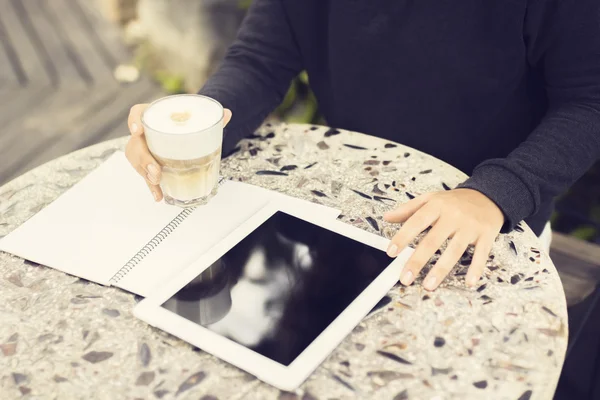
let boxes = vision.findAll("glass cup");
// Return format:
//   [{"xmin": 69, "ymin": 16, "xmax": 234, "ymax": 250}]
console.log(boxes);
[{"xmin": 142, "ymin": 94, "xmax": 224, "ymax": 207}]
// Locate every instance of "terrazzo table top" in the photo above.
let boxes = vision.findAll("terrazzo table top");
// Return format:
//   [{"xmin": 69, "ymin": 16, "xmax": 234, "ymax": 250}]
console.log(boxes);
[{"xmin": 0, "ymin": 123, "xmax": 567, "ymax": 400}]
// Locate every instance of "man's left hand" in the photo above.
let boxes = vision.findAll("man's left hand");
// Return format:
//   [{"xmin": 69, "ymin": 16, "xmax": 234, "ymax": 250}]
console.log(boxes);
[{"xmin": 384, "ymin": 188, "xmax": 504, "ymax": 291}]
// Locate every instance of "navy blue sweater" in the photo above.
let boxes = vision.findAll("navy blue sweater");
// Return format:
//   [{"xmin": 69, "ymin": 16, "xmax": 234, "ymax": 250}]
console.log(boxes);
[{"xmin": 199, "ymin": 0, "xmax": 600, "ymax": 235}]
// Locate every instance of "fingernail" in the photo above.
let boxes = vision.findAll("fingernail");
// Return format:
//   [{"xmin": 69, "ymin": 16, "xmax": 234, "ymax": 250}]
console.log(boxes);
[
  {"xmin": 466, "ymin": 275, "xmax": 478, "ymax": 287},
  {"xmin": 425, "ymin": 276, "xmax": 437, "ymax": 290},
  {"xmin": 131, "ymin": 122, "xmax": 138, "ymax": 133},
  {"xmin": 387, "ymin": 243, "xmax": 398, "ymax": 257},
  {"xmin": 400, "ymin": 270, "xmax": 414, "ymax": 286},
  {"xmin": 152, "ymin": 191, "xmax": 159, "ymax": 202}
]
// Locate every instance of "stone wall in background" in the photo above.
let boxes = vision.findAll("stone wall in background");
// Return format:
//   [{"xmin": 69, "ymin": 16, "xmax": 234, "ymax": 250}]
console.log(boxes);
[{"xmin": 135, "ymin": 0, "xmax": 246, "ymax": 92}]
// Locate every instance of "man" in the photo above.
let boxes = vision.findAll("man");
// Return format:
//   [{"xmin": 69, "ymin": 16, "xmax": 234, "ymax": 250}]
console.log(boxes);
[{"xmin": 125, "ymin": 0, "xmax": 600, "ymax": 291}]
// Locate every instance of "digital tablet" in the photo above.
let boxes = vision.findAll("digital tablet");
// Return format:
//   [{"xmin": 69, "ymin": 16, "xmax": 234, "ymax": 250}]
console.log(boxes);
[{"xmin": 134, "ymin": 200, "xmax": 413, "ymax": 391}]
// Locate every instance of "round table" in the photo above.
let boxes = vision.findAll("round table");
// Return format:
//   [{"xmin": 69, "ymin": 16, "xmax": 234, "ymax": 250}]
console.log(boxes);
[{"xmin": 0, "ymin": 124, "xmax": 567, "ymax": 400}]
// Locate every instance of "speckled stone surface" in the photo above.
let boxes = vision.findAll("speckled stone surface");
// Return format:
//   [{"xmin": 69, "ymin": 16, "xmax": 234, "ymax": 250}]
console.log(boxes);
[{"xmin": 0, "ymin": 123, "xmax": 567, "ymax": 400}]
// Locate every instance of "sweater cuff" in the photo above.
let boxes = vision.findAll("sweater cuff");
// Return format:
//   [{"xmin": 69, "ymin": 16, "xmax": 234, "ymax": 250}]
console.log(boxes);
[{"xmin": 457, "ymin": 164, "xmax": 535, "ymax": 233}]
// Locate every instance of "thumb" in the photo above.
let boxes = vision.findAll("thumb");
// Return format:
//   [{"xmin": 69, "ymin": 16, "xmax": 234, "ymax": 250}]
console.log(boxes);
[{"xmin": 223, "ymin": 108, "xmax": 232, "ymax": 127}]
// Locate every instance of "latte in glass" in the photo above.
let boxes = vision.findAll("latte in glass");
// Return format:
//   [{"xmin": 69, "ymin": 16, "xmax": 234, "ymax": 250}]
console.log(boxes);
[{"xmin": 142, "ymin": 94, "xmax": 224, "ymax": 207}]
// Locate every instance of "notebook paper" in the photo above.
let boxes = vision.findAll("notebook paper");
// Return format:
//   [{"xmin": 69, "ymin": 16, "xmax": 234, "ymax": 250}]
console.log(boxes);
[
  {"xmin": 0, "ymin": 152, "xmax": 340, "ymax": 296},
  {"xmin": 0, "ymin": 152, "xmax": 181, "ymax": 285}
]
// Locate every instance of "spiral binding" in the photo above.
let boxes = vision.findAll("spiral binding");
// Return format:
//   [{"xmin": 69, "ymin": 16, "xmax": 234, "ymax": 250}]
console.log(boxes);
[
  {"xmin": 108, "ymin": 176, "xmax": 227, "ymax": 285},
  {"xmin": 109, "ymin": 207, "xmax": 194, "ymax": 284}
]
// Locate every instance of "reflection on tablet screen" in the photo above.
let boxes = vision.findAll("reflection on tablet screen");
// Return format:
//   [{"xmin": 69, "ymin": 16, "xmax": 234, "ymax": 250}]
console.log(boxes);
[{"xmin": 161, "ymin": 211, "xmax": 391, "ymax": 366}]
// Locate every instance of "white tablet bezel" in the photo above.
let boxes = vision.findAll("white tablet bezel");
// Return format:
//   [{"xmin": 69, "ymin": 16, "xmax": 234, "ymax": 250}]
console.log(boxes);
[{"xmin": 134, "ymin": 199, "xmax": 413, "ymax": 391}]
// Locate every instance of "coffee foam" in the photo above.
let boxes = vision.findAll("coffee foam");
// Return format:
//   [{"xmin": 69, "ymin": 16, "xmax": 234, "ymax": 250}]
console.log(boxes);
[
  {"xmin": 143, "ymin": 95, "xmax": 223, "ymax": 160},
  {"xmin": 144, "ymin": 95, "xmax": 222, "ymax": 134}
]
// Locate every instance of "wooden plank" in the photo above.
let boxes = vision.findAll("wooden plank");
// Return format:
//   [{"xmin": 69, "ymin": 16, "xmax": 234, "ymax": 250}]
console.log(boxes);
[
  {"xmin": 51, "ymin": 0, "xmax": 117, "ymax": 84},
  {"xmin": 550, "ymin": 231, "xmax": 600, "ymax": 271},
  {"xmin": 0, "ymin": 11, "xmax": 25, "ymax": 86},
  {"xmin": 0, "ymin": 86, "xmax": 53, "ymax": 126},
  {"xmin": 0, "ymin": 96, "xmax": 67, "ymax": 169},
  {"xmin": 1, "ymin": 85, "xmax": 117, "ymax": 147},
  {"xmin": 35, "ymin": 0, "xmax": 94, "ymax": 86},
  {"xmin": 38, "ymin": 80, "xmax": 159, "ymax": 155},
  {"xmin": 0, "ymin": 0, "xmax": 51, "ymax": 86},
  {"xmin": 16, "ymin": 0, "xmax": 86, "ymax": 87},
  {"xmin": 8, "ymin": 0, "xmax": 58, "ymax": 86},
  {"xmin": 1, "ymin": 81, "xmax": 158, "ymax": 181},
  {"xmin": 550, "ymin": 232, "xmax": 600, "ymax": 306},
  {"xmin": 0, "ymin": 87, "xmax": 97, "ymax": 159},
  {"xmin": 0, "ymin": 88, "xmax": 101, "ymax": 183},
  {"xmin": 72, "ymin": 0, "xmax": 132, "ymax": 65}
]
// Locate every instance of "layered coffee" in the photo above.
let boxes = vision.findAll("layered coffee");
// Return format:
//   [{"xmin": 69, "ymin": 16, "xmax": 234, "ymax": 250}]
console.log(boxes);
[{"xmin": 142, "ymin": 95, "xmax": 224, "ymax": 207}]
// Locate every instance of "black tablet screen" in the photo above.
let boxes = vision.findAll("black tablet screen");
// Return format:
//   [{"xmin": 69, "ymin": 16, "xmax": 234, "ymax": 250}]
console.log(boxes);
[{"xmin": 161, "ymin": 211, "xmax": 391, "ymax": 366}]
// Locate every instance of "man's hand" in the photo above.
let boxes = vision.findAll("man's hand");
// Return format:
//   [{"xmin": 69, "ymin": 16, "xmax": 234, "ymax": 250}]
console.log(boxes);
[
  {"xmin": 384, "ymin": 188, "xmax": 504, "ymax": 291},
  {"xmin": 125, "ymin": 103, "xmax": 232, "ymax": 201}
]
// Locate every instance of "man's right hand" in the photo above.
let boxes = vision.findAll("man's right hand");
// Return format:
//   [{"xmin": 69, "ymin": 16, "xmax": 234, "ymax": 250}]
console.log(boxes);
[{"xmin": 125, "ymin": 103, "xmax": 232, "ymax": 202}]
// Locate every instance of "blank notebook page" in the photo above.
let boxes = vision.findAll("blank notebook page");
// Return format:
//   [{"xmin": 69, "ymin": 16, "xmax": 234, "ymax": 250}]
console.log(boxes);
[{"xmin": 0, "ymin": 152, "xmax": 182, "ymax": 284}]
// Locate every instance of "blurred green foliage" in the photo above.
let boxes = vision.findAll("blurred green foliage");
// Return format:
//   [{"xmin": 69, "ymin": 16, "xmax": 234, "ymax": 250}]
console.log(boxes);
[
  {"xmin": 238, "ymin": 0, "xmax": 253, "ymax": 9},
  {"xmin": 154, "ymin": 71, "xmax": 186, "ymax": 94},
  {"xmin": 570, "ymin": 226, "xmax": 597, "ymax": 241},
  {"xmin": 133, "ymin": 41, "xmax": 186, "ymax": 94},
  {"xmin": 274, "ymin": 71, "xmax": 322, "ymax": 124}
]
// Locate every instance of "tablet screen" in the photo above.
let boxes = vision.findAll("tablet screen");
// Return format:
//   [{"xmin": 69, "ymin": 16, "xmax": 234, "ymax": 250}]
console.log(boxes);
[{"xmin": 161, "ymin": 211, "xmax": 392, "ymax": 366}]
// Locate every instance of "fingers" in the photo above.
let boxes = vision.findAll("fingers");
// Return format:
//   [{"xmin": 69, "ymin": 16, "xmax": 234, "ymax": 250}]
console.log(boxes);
[
  {"xmin": 128, "ymin": 104, "xmax": 149, "ymax": 136},
  {"xmin": 386, "ymin": 203, "xmax": 440, "ymax": 257},
  {"xmin": 465, "ymin": 233, "xmax": 496, "ymax": 287},
  {"xmin": 423, "ymin": 231, "xmax": 473, "ymax": 291},
  {"xmin": 125, "ymin": 135, "xmax": 163, "ymax": 201},
  {"xmin": 223, "ymin": 108, "xmax": 232, "ymax": 127},
  {"xmin": 384, "ymin": 193, "xmax": 433, "ymax": 223},
  {"xmin": 145, "ymin": 180, "xmax": 163, "ymax": 202},
  {"xmin": 399, "ymin": 223, "xmax": 453, "ymax": 286}
]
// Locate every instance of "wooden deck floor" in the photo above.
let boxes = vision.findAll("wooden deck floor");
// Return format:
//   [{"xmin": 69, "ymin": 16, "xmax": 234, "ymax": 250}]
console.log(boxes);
[{"xmin": 0, "ymin": 0, "xmax": 163, "ymax": 185}]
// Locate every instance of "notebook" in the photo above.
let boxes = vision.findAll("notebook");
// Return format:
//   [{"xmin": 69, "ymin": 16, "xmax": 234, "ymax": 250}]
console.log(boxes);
[{"xmin": 0, "ymin": 152, "xmax": 340, "ymax": 297}]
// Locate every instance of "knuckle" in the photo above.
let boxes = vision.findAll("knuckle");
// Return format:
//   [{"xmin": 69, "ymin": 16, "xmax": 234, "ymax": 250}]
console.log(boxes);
[
  {"xmin": 410, "ymin": 215, "xmax": 428, "ymax": 229},
  {"xmin": 125, "ymin": 140, "xmax": 134, "ymax": 158},
  {"xmin": 126, "ymin": 138, "xmax": 140, "ymax": 155},
  {"xmin": 445, "ymin": 208, "xmax": 463, "ymax": 220},
  {"xmin": 456, "ymin": 230, "xmax": 477, "ymax": 246},
  {"xmin": 390, "ymin": 232, "xmax": 406, "ymax": 246},
  {"xmin": 485, "ymin": 232, "xmax": 499, "ymax": 244},
  {"xmin": 404, "ymin": 261, "xmax": 421, "ymax": 273},
  {"xmin": 407, "ymin": 254, "xmax": 429, "ymax": 270},
  {"xmin": 440, "ymin": 260, "xmax": 457, "ymax": 273},
  {"xmin": 433, "ymin": 262, "xmax": 453, "ymax": 275},
  {"xmin": 421, "ymin": 231, "xmax": 444, "ymax": 247}
]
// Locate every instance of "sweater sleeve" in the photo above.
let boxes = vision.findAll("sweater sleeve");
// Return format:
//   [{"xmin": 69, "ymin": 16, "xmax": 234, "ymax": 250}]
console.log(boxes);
[
  {"xmin": 459, "ymin": 0, "xmax": 600, "ymax": 233},
  {"xmin": 198, "ymin": 0, "xmax": 303, "ymax": 155}
]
